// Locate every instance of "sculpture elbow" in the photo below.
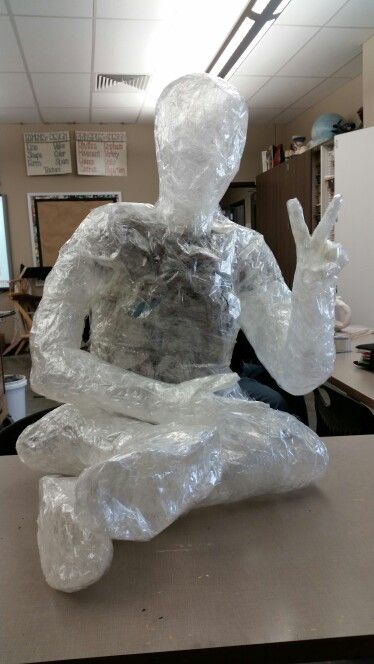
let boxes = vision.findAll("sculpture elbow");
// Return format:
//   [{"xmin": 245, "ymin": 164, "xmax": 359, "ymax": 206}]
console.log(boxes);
[
  {"xmin": 30, "ymin": 343, "xmax": 67, "ymax": 401},
  {"xmin": 277, "ymin": 366, "xmax": 333, "ymax": 396},
  {"xmin": 30, "ymin": 365, "xmax": 49, "ymax": 398}
]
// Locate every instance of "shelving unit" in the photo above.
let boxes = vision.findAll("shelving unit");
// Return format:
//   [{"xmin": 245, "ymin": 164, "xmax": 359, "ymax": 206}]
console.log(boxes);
[{"xmin": 311, "ymin": 140, "xmax": 335, "ymax": 238}]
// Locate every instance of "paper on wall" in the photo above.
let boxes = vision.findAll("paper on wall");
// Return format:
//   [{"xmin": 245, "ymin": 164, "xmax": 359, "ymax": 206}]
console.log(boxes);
[
  {"xmin": 24, "ymin": 131, "xmax": 72, "ymax": 176},
  {"xmin": 76, "ymin": 131, "xmax": 127, "ymax": 176}
]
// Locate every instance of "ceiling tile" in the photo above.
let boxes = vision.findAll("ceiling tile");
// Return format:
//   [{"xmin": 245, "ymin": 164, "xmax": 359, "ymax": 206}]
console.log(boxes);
[
  {"xmin": 328, "ymin": 0, "xmax": 374, "ymax": 27},
  {"xmin": 32, "ymin": 73, "xmax": 91, "ymax": 107},
  {"xmin": 0, "ymin": 17, "xmax": 24, "ymax": 71},
  {"xmin": 41, "ymin": 107, "xmax": 89, "ymax": 122},
  {"xmin": 275, "ymin": 0, "xmax": 347, "ymax": 26},
  {"xmin": 92, "ymin": 91, "xmax": 144, "ymax": 108},
  {"xmin": 0, "ymin": 73, "xmax": 35, "ymax": 106},
  {"xmin": 94, "ymin": 19, "xmax": 161, "ymax": 74},
  {"xmin": 290, "ymin": 76, "xmax": 351, "ymax": 109},
  {"xmin": 249, "ymin": 76, "xmax": 324, "ymax": 108},
  {"xmin": 91, "ymin": 108, "xmax": 139, "ymax": 123},
  {"xmin": 230, "ymin": 75, "xmax": 270, "ymax": 99},
  {"xmin": 0, "ymin": 0, "xmax": 7, "ymax": 14},
  {"xmin": 279, "ymin": 27, "xmax": 374, "ymax": 76},
  {"xmin": 235, "ymin": 25, "xmax": 319, "ymax": 76},
  {"xmin": 0, "ymin": 107, "xmax": 40, "ymax": 122},
  {"xmin": 15, "ymin": 17, "xmax": 92, "ymax": 72},
  {"xmin": 274, "ymin": 107, "xmax": 304, "ymax": 123},
  {"xmin": 9, "ymin": 0, "xmax": 93, "ymax": 17},
  {"xmin": 248, "ymin": 108, "xmax": 280, "ymax": 124},
  {"xmin": 332, "ymin": 53, "xmax": 362, "ymax": 77},
  {"xmin": 96, "ymin": 0, "xmax": 175, "ymax": 20}
]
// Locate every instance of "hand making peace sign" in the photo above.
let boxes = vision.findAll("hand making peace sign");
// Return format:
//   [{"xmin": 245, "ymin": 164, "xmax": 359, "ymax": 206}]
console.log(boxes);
[{"xmin": 287, "ymin": 194, "xmax": 348, "ymax": 281}]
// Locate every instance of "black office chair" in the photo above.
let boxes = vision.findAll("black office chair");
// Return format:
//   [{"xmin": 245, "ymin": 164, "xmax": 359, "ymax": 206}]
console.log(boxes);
[
  {"xmin": 314, "ymin": 385, "xmax": 374, "ymax": 436},
  {"xmin": 0, "ymin": 408, "xmax": 56, "ymax": 455}
]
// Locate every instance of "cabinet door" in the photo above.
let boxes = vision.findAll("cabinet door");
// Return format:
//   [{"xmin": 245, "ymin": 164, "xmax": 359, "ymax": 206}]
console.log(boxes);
[
  {"xmin": 335, "ymin": 128, "xmax": 374, "ymax": 328},
  {"xmin": 256, "ymin": 151, "xmax": 312, "ymax": 288}
]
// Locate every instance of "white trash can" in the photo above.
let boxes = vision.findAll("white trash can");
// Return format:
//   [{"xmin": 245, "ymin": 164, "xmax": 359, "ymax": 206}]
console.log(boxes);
[{"xmin": 4, "ymin": 374, "xmax": 27, "ymax": 422}]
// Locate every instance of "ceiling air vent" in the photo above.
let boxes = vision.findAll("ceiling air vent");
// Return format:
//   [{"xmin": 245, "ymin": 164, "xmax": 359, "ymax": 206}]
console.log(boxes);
[{"xmin": 95, "ymin": 74, "xmax": 149, "ymax": 93}]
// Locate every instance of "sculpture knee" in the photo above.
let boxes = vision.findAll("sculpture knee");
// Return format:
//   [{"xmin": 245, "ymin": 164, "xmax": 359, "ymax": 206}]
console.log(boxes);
[{"xmin": 16, "ymin": 405, "xmax": 86, "ymax": 476}]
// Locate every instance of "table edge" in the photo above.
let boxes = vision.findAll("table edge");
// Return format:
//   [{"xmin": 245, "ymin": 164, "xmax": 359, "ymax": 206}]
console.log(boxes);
[
  {"xmin": 28, "ymin": 633, "xmax": 374, "ymax": 664},
  {"xmin": 329, "ymin": 375, "xmax": 374, "ymax": 409}
]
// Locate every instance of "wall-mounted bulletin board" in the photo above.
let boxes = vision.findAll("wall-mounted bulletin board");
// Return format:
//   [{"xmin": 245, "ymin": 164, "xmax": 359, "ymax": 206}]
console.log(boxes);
[{"xmin": 27, "ymin": 192, "xmax": 121, "ymax": 266}]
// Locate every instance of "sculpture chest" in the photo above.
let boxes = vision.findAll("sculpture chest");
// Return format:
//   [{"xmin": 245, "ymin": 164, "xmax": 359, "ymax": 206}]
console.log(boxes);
[{"xmin": 89, "ymin": 221, "xmax": 242, "ymax": 382}]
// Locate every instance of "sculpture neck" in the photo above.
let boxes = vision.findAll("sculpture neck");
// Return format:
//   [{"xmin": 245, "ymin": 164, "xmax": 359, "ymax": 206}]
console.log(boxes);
[{"xmin": 155, "ymin": 197, "xmax": 217, "ymax": 236}]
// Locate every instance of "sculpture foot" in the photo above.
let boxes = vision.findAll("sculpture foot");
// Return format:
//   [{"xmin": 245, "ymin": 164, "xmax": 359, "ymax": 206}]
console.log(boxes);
[{"xmin": 38, "ymin": 475, "xmax": 113, "ymax": 592}]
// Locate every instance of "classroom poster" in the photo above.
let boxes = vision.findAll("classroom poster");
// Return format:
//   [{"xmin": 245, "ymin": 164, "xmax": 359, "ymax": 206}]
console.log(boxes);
[
  {"xmin": 24, "ymin": 131, "xmax": 72, "ymax": 175},
  {"xmin": 75, "ymin": 131, "xmax": 127, "ymax": 176}
]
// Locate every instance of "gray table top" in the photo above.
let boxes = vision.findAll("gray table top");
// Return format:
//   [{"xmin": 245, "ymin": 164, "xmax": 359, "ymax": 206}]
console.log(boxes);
[
  {"xmin": 1, "ymin": 436, "xmax": 374, "ymax": 663},
  {"xmin": 330, "ymin": 334, "xmax": 374, "ymax": 409}
]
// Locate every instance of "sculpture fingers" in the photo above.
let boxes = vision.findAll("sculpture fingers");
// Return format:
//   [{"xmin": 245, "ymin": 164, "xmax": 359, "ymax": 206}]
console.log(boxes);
[
  {"xmin": 312, "ymin": 194, "xmax": 342, "ymax": 247},
  {"xmin": 287, "ymin": 198, "xmax": 310, "ymax": 249},
  {"xmin": 192, "ymin": 372, "xmax": 239, "ymax": 396},
  {"xmin": 324, "ymin": 239, "xmax": 349, "ymax": 272}
]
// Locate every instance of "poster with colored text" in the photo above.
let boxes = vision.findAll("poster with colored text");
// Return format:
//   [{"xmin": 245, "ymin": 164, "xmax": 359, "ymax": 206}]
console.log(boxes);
[{"xmin": 76, "ymin": 131, "xmax": 127, "ymax": 176}]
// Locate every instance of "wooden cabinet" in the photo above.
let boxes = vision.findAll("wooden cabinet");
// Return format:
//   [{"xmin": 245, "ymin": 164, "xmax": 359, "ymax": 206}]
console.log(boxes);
[{"xmin": 255, "ymin": 150, "xmax": 312, "ymax": 288}]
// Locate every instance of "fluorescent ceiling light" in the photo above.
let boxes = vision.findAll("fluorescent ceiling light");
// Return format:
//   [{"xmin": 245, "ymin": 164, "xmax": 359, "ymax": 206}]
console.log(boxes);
[
  {"xmin": 251, "ymin": 0, "xmax": 272, "ymax": 14},
  {"xmin": 210, "ymin": 16, "xmax": 255, "ymax": 77},
  {"xmin": 273, "ymin": 0, "xmax": 291, "ymax": 13},
  {"xmin": 224, "ymin": 19, "xmax": 274, "ymax": 79}
]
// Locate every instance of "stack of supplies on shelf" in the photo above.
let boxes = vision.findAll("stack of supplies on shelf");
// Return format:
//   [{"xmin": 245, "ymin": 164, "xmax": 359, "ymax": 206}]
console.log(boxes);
[{"xmin": 354, "ymin": 343, "xmax": 374, "ymax": 372}]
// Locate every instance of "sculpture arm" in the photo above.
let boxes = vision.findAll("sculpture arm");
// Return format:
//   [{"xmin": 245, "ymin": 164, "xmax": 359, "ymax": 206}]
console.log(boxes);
[
  {"xmin": 239, "ymin": 195, "xmax": 348, "ymax": 395},
  {"xmin": 31, "ymin": 210, "xmax": 237, "ymax": 422}
]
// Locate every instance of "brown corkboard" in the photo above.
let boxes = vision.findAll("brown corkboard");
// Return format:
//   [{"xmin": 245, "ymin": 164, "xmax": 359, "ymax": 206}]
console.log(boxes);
[{"xmin": 34, "ymin": 197, "xmax": 116, "ymax": 266}]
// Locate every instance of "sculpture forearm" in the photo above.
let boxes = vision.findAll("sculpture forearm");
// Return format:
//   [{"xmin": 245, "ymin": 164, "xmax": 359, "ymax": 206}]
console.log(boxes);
[{"xmin": 240, "ymin": 271, "xmax": 337, "ymax": 396}]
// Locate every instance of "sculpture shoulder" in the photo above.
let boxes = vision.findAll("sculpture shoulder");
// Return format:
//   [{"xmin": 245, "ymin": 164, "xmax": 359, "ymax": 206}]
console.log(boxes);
[
  {"xmin": 235, "ymin": 224, "xmax": 264, "ymax": 256},
  {"xmin": 214, "ymin": 215, "xmax": 264, "ymax": 254},
  {"xmin": 62, "ymin": 202, "xmax": 155, "ymax": 264},
  {"xmin": 214, "ymin": 218, "xmax": 265, "ymax": 262},
  {"xmin": 233, "ymin": 224, "xmax": 284, "ymax": 289}
]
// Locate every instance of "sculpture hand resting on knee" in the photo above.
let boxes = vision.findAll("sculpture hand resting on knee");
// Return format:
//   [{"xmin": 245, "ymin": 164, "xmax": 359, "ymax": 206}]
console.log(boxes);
[{"xmin": 17, "ymin": 73, "xmax": 347, "ymax": 592}]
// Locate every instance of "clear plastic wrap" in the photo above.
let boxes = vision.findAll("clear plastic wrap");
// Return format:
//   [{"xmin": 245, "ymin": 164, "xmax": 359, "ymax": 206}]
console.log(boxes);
[
  {"xmin": 16, "ymin": 73, "xmax": 347, "ymax": 591},
  {"xmin": 37, "ymin": 476, "xmax": 113, "ymax": 592},
  {"xmin": 74, "ymin": 408, "xmax": 327, "ymax": 541}
]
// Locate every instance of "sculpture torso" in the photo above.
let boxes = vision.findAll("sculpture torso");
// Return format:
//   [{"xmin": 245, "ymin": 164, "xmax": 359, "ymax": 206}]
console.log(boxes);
[{"xmin": 88, "ymin": 204, "xmax": 257, "ymax": 383}]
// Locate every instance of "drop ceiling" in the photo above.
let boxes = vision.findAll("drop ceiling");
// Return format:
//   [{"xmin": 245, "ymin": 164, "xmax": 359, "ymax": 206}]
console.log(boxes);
[{"xmin": 0, "ymin": 0, "xmax": 372, "ymax": 125}]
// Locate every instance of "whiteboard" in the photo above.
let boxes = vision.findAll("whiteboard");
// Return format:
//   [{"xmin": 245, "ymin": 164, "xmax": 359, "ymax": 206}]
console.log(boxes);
[{"xmin": 0, "ymin": 195, "xmax": 12, "ymax": 287}]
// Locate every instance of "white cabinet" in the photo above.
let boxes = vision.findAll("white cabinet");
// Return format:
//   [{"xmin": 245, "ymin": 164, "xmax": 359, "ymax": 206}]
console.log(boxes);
[{"xmin": 334, "ymin": 127, "xmax": 374, "ymax": 328}]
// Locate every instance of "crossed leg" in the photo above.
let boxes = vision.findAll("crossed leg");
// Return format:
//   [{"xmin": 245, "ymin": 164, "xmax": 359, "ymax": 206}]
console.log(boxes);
[
  {"xmin": 17, "ymin": 402, "xmax": 328, "ymax": 591},
  {"xmin": 16, "ymin": 403, "xmax": 155, "ymax": 476},
  {"xmin": 73, "ymin": 406, "xmax": 328, "ymax": 540}
]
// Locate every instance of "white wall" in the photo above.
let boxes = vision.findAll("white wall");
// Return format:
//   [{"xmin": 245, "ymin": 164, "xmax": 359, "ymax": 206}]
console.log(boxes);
[
  {"xmin": 276, "ymin": 75, "xmax": 363, "ymax": 146},
  {"xmin": 363, "ymin": 36, "xmax": 374, "ymax": 128}
]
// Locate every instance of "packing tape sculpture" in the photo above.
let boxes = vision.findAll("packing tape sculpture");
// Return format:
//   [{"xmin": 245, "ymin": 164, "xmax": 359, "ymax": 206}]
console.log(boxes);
[{"xmin": 17, "ymin": 74, "xmax": 347, "ymax": 591}]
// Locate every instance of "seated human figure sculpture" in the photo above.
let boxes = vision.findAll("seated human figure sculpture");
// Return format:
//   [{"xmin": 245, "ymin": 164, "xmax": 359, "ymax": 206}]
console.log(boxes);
[{"xmin": 17, "ymin": 74, "xmax": 347, "ymax": 592}]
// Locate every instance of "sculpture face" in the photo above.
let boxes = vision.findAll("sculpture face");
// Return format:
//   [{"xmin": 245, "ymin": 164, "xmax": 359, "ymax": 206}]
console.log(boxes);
[{"xmin": 155, "ymin": 73, "xmax": 248, "ymax": 225}]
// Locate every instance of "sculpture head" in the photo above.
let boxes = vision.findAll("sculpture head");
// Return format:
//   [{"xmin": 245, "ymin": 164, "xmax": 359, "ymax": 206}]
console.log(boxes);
[{"xmin": 155, "ymin": 73, "xmax": 248, "ymax": 230}]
